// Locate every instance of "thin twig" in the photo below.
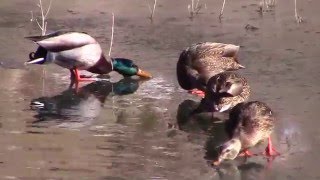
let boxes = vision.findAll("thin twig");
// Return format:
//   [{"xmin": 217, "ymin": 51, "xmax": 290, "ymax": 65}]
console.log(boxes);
[
  {"xmin": 150, "ymin": 0, "xmax": 157, "ymax": 20},
  {"xmin": 146, "ymin": 0, "xmax": 152, "ymax": 13},
  {"xmin": 44, "ymin": 0, "xmax": 52, "ymax": 18},
  {"xmin": 191, "ymin": 0, "xmax": 194, "ymax": 13},
  {"xmin": 195, "ymin": 0, "xmax": 200, "ymax": 9},
  {"xmin": 294, "ymin": 0, "xmax": 303, "ymax": 23},
  {"xmin": 219, "ymin": 0, "xmax": 226, "ymax": 19},
  {"xmin": 188, "ymin": 0, "xmax": 203, "ymax": 18},
  {"xmin": 39, "ymin": 0, "xmax": 46, "ymax": 35},
  {"xmin": 30, "ymin": 11, "xmax": 34, "ymax": 21},
  {"xmin": 108, "ymin": 13, "xmax": 115, "ymax": 57},
  {"xmin": 35, "ymin": 18, "xmax": 43, "ymax": 31}
]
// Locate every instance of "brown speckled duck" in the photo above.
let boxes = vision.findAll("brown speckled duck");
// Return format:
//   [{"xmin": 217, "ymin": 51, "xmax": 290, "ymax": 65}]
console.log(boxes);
[
  {"xmin": 177, "ymin": 42, "xmax": 245, "ymax": 97},
  {"xmin": 194, "ymin": 71, "xmax": 250, "ymax": 113},
  {"xmin": 213, "ymin": 101, "xmax": 279, "ymax": 166}
]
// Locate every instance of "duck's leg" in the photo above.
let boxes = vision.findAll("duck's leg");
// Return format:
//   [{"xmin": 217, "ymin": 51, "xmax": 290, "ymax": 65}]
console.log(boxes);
[
  {"xmin": 238, "ymin": 149, "xmax": 255, "ymax": 157},
  {"xmin": 264, "ymin": 136, "xmax": 280, "ymax": 156},
  {"xmin": 72, "ymin": 69, "xmax": 97, "ymax": 82},
  {"xmin": 188, "ymin": 89, "xmax": 205, "ymax": 98}
]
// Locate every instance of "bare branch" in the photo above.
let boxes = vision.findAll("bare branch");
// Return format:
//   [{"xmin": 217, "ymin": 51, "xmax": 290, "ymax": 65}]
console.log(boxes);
[
  {"xmin": 191, "ymin": 0, "xmax": 194, "ymax": 13},
  {"xmin": 294, "ymin": 0, "xmax": 303, "ymax": 23},
  {"xmin": 146, "ymin": 0, "xmax": 152, "ymax": 13},
  {"xmin": 150, "ymin": 0, "xmax": 157, "ymax": 20},
  {"xmin": 44, "ymin": 21, "xmax": 48, "ymax": 34},
  {"xmin": 219, "ymin": 0, "xmax": 226, "ymax": 19},
  {"xmin": 108, "ymin": 13, "xmax": 115, "ymax": 57},
  {"xmin": 44, "ymin": 0, "xmax": 52, "ymax": 18},
  {"xmin": 35, "ymin": 18, "xmax": 44, "ymax": 31},
  {"xmin": 195, "ymin": 0, "xmax": 200, "ymax": 10}
]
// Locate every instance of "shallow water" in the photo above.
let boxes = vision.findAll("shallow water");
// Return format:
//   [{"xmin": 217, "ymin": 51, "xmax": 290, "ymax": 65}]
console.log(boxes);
[{"xmin": 0, "ymin": 0, "xmax": 320, "ymax": 179}]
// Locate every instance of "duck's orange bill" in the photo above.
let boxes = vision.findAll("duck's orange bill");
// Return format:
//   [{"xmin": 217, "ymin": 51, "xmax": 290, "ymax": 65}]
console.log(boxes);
[{"xmin": 136, "ymin": 69, "xmax": 152, "ymax": 78}]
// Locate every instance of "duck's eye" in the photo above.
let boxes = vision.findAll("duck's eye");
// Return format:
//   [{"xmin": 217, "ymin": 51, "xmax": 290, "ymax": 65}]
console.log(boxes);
[{"xmin": 225, "ymin": 149, "xmax": 231, "ymax": 153}]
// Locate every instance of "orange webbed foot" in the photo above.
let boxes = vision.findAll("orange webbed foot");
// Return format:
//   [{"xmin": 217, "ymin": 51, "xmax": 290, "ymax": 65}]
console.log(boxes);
[{"xmin": 188, "ymin": 89, "xmax": 205, "ymax": 98}]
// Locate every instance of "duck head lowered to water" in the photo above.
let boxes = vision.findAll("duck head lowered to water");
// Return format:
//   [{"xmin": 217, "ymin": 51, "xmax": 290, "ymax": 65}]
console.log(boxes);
[
  {"xmin": 213, "ymin": 101, "xmax": 280, "ymax": 166},
  {"xmin": 193, "ymin": 71, "xmax": 250, "ymax": 114},
  {"xmin": 25, "ymin": 31, "xmax": 152, "ymax": 82}
]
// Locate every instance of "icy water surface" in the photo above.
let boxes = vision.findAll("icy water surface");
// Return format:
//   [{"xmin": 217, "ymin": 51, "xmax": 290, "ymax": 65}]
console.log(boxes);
[{"xmin": 0, "ymin": 0, "xmax": 320, "ymax": 179}]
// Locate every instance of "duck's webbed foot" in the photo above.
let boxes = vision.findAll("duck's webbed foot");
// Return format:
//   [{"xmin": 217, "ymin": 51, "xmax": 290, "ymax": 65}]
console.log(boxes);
[
  {"xmin": 264, "ymin": 136, "xmax": 280, "ymax": 157},
  {"xmin": 188, "ymin": 89, "xmax": 205, "ymax": 98},
  {"xmin": 70, "ymin": 69, "xmax": 98, "ymax": 82},
  {"xmin": 238, "ymin": 149, "xmax": 256, "ymax": 157}
]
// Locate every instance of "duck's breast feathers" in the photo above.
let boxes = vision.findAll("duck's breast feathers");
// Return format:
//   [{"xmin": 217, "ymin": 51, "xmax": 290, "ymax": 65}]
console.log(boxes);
[{"xmin": 25, "ymin": 31, "xmax": 97, "ymax": 52}]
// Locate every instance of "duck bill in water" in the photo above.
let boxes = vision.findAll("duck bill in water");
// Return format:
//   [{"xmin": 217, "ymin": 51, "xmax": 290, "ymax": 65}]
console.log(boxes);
[
  {"xmin": 136, "ymin": 69, "xmax": 152, "ymax": 78},
  {"xmin": 24, "ymin": 57, "xmax": 46, "ymax": 65}
]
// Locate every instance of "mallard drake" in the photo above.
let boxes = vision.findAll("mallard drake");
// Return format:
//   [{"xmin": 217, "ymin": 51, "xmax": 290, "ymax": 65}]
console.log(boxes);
[
  {"xmin": 213, "ymin": 101, "xmax": 279, "ymax": 166},
  {"xmin": 194, "ymin": 71, "xmax": 250, "ymax": 113},
  {"xmin": 25, "ymin": 31, "xmax": 152, "ymax": 82},
  {"xmin": 176, "ymin": 42, "xmax": 245, "ymax": 97}
]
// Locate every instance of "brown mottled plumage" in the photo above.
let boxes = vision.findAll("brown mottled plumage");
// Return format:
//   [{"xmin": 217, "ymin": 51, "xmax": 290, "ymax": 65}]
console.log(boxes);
[
  {"xmin": 213, "ymin": 101, "xmax": 276, "ymax": 165},
  {"xmin": 177, "ymin": 42, "xmax": 245, "ymax": 91},
  {"xmin": 226, "ymin": 101, "xmax": 274, "ymax": 148},
  {"xmin": 195, "ymin": 72, "xmax": 250, "ymax": 113}
]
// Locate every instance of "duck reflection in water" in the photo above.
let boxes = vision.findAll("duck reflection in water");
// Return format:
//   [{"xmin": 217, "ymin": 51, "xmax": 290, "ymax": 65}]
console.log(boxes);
[
  {"xmin": 210, "ymin": 161, "xmax": 266, "ymax": 180},
  {"xmin": 176, "ymin": 99, "xmax": 228, "ymax": 133},
  {"xmin": 29, "ymin": 77, "xmax": 144, "ymax": 128}
]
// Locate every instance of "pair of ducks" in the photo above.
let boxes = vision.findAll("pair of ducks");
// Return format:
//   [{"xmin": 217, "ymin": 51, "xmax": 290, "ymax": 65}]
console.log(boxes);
[{"xmin": 25, "ymin": 31, "xmax": 278, "ymax": 166}]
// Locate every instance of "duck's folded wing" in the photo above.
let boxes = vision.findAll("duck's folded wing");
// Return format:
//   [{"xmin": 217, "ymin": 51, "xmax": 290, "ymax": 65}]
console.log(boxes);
[
  {"xmin": 193, "ymin": 42, "xmax": 240, "ymax": 58},
  {"xmin": 25, "ymin": 31, "xmax": 97, "ymax": 52}
]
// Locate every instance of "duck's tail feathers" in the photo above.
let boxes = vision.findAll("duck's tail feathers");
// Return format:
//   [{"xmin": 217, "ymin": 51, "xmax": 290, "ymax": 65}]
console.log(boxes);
[
  {"xmin": 25, "ymin": 57, "xmax": 45, "ymax": 65},
  {"xmin": 223, "ymin": 44, "xmax": 240, "ymax": 58}
]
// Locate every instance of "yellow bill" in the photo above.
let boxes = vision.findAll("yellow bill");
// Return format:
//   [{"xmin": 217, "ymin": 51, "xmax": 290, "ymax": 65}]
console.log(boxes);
[{"xmin": 136, "ymin": 69, "xmax": 152, "ymax": 79}]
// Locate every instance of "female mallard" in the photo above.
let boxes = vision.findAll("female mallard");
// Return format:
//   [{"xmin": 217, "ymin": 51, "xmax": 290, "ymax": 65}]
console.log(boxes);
[
  {"xmin": 177, "ymin": 42, "xmax": 245, "ymax": 97},
  {"xmin": 213, "ymin": 101, "xmax": 279, "ymax": 166},
  {"xmin": 195, "ymin": 71, "xmax": 250, "ymax": 113},
  {"xmin": 25, "ymin": 31, "xmax": 152, "ymax": 82}
]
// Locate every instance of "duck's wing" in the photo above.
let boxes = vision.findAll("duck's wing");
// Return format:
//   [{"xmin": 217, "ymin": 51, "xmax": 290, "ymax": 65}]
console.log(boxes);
[
  {"xmin": 25, "ymin": 31, "xmax": 97, "ymax": 52},
  {"xmin": 192, "ymin": 43, "xmax": 241, "ymax": 80},
  {"xmin": 190, "ymin": 42, "xmax": 240, "ymax": 59}
]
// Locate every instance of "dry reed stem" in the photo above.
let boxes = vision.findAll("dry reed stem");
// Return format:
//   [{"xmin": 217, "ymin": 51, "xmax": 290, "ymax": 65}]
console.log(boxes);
[
  {"xmin": 108, "ymin": 13, "xmax": 115, "ymax": 57},
  {"xmin": 219, "ymin": 0, "xmax": 226, "ymax": 19},
  {"xmin": 30, "ymin": 0, "xmax": 53, "ymax": 95},
  {"xmin": 30, "ymin": 0, "xmax": 52, "ymax": 35},
  {"xmin": 32, "ymin": 0, "xmax": 52, "ymax": 35},
  {"xmin": 294, "ymin": 0, "xmax": 303, "ymax": 23},
  {"xmin": 188, "ymin": 0, "xmax": 202, "ymax": 18},
  {"xmin": 150, "ymin": 0, "xmax": 157, "ymax": 20}
]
